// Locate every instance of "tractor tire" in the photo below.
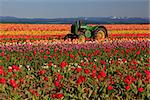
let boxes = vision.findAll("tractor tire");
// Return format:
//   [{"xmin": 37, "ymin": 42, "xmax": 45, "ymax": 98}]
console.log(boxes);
[
  {"xmin": 94, "ymin": 26, "xmax": 108, "ymax": 41},
  {"xmin": 79, "ymin": 35, "xmax": 86, "ymax": 43},
  {"xmin": 64, "ymin": 34, "xmax": 78, "ymax": 41}
]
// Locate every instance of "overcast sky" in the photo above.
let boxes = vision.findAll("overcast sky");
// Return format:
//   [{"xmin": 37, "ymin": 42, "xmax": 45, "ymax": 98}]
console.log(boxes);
[{"xmin": 0, "ymin": 0, "xmax": 149, "ymax": 18}]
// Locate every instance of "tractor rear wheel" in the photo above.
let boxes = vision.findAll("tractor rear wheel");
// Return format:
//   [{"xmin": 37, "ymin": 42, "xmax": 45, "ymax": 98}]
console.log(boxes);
[
  {"xmin": 79, "ymin": 35, "xmax": 85, "ymax": 43},
  {"xmin": 94, "ymin": 26, "xmax": 108, "ymax": 41}
]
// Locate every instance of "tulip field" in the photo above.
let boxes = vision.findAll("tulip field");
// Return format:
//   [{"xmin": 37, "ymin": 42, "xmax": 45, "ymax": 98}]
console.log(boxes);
[
  {"xmin": 0, "ymin": 24, "xmax": 150, "ymax": 99},
  {"xmin": 0, "ymin": 24, "xmax": 149, "ymax": 41}
]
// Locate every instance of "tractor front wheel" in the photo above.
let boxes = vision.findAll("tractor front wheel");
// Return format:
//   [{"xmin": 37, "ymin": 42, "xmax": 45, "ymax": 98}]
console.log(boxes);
[
  {"xmin": 64, "ymin": 34, "xmax": 71, "ymax": 40},
  {"xmin": 64, "ymin": 34, "xmax": 78, "ymax": 41},
  {"xmin": 79, "ymin": 35, "xmax": 86, "ymax": 43}
]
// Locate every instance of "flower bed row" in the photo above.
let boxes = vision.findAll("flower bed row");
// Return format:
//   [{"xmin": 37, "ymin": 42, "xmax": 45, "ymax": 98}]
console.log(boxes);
[
  {"xmin": 0, "ymin": 24, "xmax": 149, "ymax": 31},
  {"xmin": 0, "ymin": 30, "xmax": 69, "ymax": 35},
  {"xmin": 0, "ymin": 38, "xmax": 149, "ymax": 99},
  {"xmin": 0, "ymin": 33, "xmax": 149, "ymax": 41},
  {"xmin": 110, "ymin": 33, "xmax": 149, "ymax": 37},
  {"xmin": 0, "ymin": 30, "xmax": 149, "ymax": 36}
]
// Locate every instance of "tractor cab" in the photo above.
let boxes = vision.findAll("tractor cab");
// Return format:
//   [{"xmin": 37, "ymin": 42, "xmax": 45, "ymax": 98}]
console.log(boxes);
[{"xmin": 71, "ymin": 20, "xmax": 87, "ymax": 35}]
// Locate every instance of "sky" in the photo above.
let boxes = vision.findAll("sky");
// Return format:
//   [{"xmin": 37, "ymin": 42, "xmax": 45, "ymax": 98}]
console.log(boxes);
[{"xmin": 0, "ymin": 0, "xmax": 149, "ymax": 18}]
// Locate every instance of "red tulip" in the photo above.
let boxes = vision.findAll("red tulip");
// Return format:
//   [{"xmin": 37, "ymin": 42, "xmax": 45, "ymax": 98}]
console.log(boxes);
[
  {"xmin": 60, "ymin": 61, "xmax": 67, "ymax": 68},
  {"xmin": 136, "ymin": 49, "xmax": 140, "ymax": 55},
  {"xmin": 76, "ymin": 76, "xmax": 85, "ymax": 85},
  {"xmin": 19, "ymin": 78, "xmax": 24, "ymax": 83},
  {"xmin": 91, "ymin": 73, "xmax": 96, "ymax": 79},
  {"xmin": 46, "ymin": 50, "xmax": 50, "ymax": 54},
  {"xmin": 99, "ymin": 70, "xmax": 106, "ymax": 78},
  {"xmin": 84, "ymin": 68, "xmax": 90, "ymax": 74},
  {"xmin": 56, "ymin": 93, "xmax": 64, "ymax": 99},
  {"xmin": 12, "ymin": 65, "xmax": 20, "ymax": 71},
  {"xmin": 48, "ymin": 62, "xmax": 52, "ymax": 66},
  {"xmin": 38, "ymin": 70, "xmax": 46, "ymax": 75},
  {"xmin": 44, "ymin": 55, "xmax": 48, "ymax": 59},
  {"xmin": 51, "ymin": 94, "xmax": 57, "ymax": 98},
  {"xmin": 0, "ymin": 68, "xmax": 4, "ymax": 75},
  {"xmin": 1, "ymin": 52, "xmax": 5, "ymax": 57},
  {"xmin": 54, "ymin": 81, "xmax": 60, "ymax": 87},
  {"xmin": 8, "ymin": 67, "xmax": 13, "ymax": 72},
  {"xmin": 92, "ymin": 69, "xmax": 96, "ymax": 74},
  {"xmin": 57, "ymin": 74, "xmax": 63, "ymax": 81},
  {"xmin": 100, "ymin": 60, "xmax": 106, "ymax": 65},
  {"xmin": 107, "ymin": 85, "xmax": 113, "ymax": 90},
  {"xmin": 76, "ymin": 67, "xmax": 82, "ymax": 73},
  {"xmin": 9, "ymin": 79, "xmax": 17, "ymax": 88},
  {"xmin": 0, "ymin": 77, "xmax": 6, "ymax": 84},
  {"xmin": 44, "ymin": 77, "xmax": 49, "ymax": 81},
  {"xmin": 136, "ymin": 72, "xmax": 142, "ymax": 77},
  {"xmin": 125, "ymin": 85, "xmax": 130, "ymax": 91},
  {"xmin": 138, "ymin": 87, "xmax": 144, "ymax": 92},
  {"xmin": 93, "ymin": 65, "xmax": 97, "ymax": 69},
  {"xmin": 69, "ymin": 54, "xmax": 74, "ymax": 59},
  {"xmin": 124, "ymin": 79, "xmax": 132, "ymax": 85}
]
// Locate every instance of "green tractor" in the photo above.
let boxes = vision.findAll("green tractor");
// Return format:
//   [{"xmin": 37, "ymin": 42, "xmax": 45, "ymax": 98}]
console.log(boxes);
[{"xmin": 64, "ymin": 20, "xmax": 108, "ymax": 42}]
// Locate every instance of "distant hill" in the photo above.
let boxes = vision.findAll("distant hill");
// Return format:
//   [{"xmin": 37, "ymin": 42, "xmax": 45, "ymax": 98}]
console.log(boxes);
[{"xmin": 0, "ymin": 16, "xmax": 149, "ymax": 24}]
